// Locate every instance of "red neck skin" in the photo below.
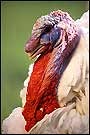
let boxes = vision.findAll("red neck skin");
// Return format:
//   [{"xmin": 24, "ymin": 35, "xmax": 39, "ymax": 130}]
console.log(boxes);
[
  {"xmin": 22, "ymin": 31, "xmax": 79, "ymax": 132},
  {"xmin": 22, "ymin": 51, "xmax": 60, "ymax": 132}
]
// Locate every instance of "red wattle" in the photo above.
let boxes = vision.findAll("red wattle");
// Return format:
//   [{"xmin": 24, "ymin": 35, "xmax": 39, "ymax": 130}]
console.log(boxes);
[{"xmin": 22, "ymin": 52, "xmax": 60, "ymax": 132}]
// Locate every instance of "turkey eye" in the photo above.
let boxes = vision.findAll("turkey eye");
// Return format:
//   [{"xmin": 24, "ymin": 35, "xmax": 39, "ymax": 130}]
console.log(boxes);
[{"xmin": 44, "ymin": 25, "xmax": 52, "ymax": 33}]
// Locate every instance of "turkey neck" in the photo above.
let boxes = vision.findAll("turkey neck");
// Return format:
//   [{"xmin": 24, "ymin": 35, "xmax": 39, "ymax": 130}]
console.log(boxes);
[
  {"xmin": 22, "ymin": 34, "xmax": 80, "ymax": 132},
  {"xmin": 22, "ymin": 50, "xmax": 60, "ymax": 132},
  {"xmin": 34, "ymin": 36, "xmax": 79, "ymax": 111}
]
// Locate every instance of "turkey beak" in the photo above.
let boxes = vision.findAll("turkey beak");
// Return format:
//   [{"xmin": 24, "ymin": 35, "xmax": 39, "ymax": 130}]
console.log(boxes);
[
  {"xmin": 25, "ymin": 36, "xmax": 46, "ymax": 59},
  {"xmin": 25, "ymin": 36, "xmax": 40, "ymax": 53}
]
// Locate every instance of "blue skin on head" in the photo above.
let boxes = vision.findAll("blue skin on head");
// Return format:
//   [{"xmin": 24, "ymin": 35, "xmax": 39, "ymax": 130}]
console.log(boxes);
[{"xmin": 40, "ymin": 26, "xmax": 60, "ymax": 46}]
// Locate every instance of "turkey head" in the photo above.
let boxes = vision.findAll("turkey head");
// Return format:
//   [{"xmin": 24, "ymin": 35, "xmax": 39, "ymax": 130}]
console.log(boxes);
[{"xmin": 22, "ymin": 10, "xmax": 80, "ymax": 132}]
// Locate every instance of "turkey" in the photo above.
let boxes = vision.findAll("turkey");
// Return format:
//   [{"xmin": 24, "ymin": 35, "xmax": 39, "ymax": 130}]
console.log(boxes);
[{"xmin": 2, "ymin": 10, "xmax": 89, "ymax": 134}]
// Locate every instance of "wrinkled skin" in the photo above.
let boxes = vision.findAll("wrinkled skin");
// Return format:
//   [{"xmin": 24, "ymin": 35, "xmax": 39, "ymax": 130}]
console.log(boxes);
[
  {"xmin": 25, "ymin": 10, "xmax": 80, "ymax": 58},
  {"xmin": 23, "ymin": 10, "xmax": 80, "ymax": 132}
]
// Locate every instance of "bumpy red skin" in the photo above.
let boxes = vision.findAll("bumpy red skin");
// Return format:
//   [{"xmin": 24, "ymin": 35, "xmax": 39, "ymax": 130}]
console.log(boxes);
[
  {"xmin": 22, "ymin": 52, "xmax": 60, "ymax": 131},
  {"xmin": 22, "ymin": 34, "xmax": 79, "ymax": 132},
  {"xmin": 22, "ymin": 10, "xmax": 80, "ymax": 132}
]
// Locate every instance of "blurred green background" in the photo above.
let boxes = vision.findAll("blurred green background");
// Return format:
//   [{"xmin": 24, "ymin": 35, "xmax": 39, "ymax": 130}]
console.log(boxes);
[{"xmin": 1, "ymin": 1, "xmax": 89, "ymax": 122}]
